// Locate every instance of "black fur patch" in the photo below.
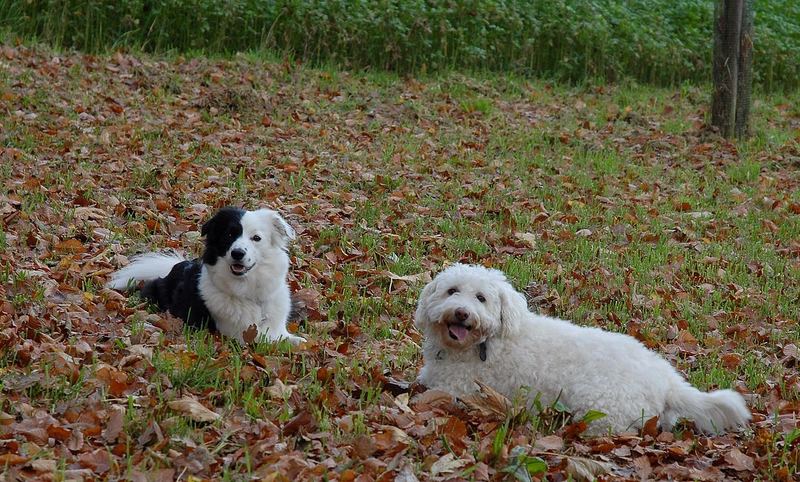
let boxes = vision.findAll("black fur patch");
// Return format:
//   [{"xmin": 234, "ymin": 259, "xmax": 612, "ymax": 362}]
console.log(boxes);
[
  {"xmin": 200, "ymin": 207, "xmax": 245, "ymax": 265},
  {"xmin": 141, "ymin": 259, "xmax": 216, "ymax": 330},
  {"xmin": 139, "ymin": 207, "xmax": 246, "ymax": 330}
]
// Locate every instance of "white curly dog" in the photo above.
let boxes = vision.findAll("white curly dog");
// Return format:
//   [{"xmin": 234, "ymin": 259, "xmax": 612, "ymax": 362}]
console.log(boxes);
[{"xmin": 415, "ymin": 264, "xmax": 751, "ymax": 435}]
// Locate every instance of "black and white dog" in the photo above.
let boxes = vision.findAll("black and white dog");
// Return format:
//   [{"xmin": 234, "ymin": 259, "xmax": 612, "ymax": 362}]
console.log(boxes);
[{"xmin": 107, "ymin": 207, "xmax": 305, "ymax": 345}]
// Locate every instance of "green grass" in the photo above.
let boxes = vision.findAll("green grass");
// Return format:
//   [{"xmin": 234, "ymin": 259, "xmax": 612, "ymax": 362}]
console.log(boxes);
[{"xmin": 0, "ymin": 1, "xmax": 799, "ymax": 90}]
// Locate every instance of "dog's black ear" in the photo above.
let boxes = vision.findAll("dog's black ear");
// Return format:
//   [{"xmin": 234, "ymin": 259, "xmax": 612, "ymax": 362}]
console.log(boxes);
[
  {"xmin": 200, "ymin": 217, "xmax": 214, "ymax": 237},
  {"xmin": 201, "ymin": 207, "xmax": 234, "ymax": 237}
]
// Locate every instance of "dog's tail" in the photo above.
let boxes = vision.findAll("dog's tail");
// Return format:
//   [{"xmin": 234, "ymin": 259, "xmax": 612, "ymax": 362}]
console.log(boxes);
[
  {"xmin": 106, "ymin": 252, "xmax": 186, "ymax": 290},
  {"xmin": 664, "ymin": 378, "xmax": 750, "ymax": 433}
]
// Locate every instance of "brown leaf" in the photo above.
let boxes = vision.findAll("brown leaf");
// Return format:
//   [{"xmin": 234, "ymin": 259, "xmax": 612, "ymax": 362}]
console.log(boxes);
[
  {"xmin": 282, "ymin": 410, "xmax": 316, "ymax": 436},
  {"xmin": 565, "ymin": 456, "xmax": 616, "ymax": 482},
  {"xmin": 534, "ymin": 434, "xmax": 564, "ymax": 451},
  {"xmin": 47, "ymin": 424, "xmax": 71, "ymax": 441},
  {"xmin": 78, "ymin": 449, "xmax": 112, "ymax": 474},
  {"xmin": 724, "ymin": 448, "xmax": 755, "ymax": 472},
  {"xmin": 167, "ymin": 397, "xmax": 221, "ymax": 423},
  {"xmin": 440, "ymin": 416, "xmax": 468, "ymax": 451},
  {"xmin": 721, "ymin": 353, "xmax": 742, "ymax": 369},
  {"xmin": 673, "ymin": 201, "xmax": 691, "ymax": 212},
  {"xmin": 563, "ymin": 420, "xmax": 588, "ymax": 439},
  {"xmin": 376, "ymin": 424, "xmax": 413, "ymax": 446},
  {"xmin": 54, "ymin": 238, "xmax": 86, "ymax": 254},
  {"xmin": 429, "ymin": 453, "xmax": 468, "ymax": 477},
  {"xmin": 351, "ymin": 434, "xmax": 376, "ymax": 459},
  {"xmin": 460, "ymin": 380, "xmax": 520, "ymax": 421},
  {"xmin": 96, "ymin": 364, "xmax": 129, "ymax": 397},
  {"xmin": 411, "ymin": 389, "xmax": 455, "ymax": 411},
  {"xmin": 642, "ymin": 415, "xmax": 659, "ymax": 438},
  {"xmin": 67, "ymin": 427, "xmax": 84, "ymax": 451},
  {"xmin": 28, "ymin": 459, "xmax": 57, "ymax": 473},
  {"xmin": 0, "ymin": 454, "xmax": 28, "ymax": 466},
  {"xmin": 103, "ymin": 404, "xmax": 125, "ymax": 442},
  {"xmin": 632, "ymin": 455, "xmax": 652, "ymax": 479},
  {"xmin": 242, "ymin": 324, "xmax": 258, "ymax": 344}
]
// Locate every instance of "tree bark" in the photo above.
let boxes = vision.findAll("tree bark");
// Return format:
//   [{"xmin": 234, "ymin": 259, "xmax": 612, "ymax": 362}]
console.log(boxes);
[
  {"xmin": 712, "ymin": 0, "xmax": 752, "ymax": 139},
  {"xmin": 734, "ymin": 0, "xmax": 753, "ymax": 138}
]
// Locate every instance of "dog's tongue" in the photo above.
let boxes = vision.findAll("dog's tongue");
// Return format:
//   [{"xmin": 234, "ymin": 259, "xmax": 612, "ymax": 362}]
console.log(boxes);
[{"xmin": 449, "ymin": 324, "xmax": 469, "ymax": 341}]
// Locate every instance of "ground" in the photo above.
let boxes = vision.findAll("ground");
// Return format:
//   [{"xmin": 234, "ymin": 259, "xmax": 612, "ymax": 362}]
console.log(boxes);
[{"xmin": 1, "ymin": 44, "xmax": 799, "ymax": 480}]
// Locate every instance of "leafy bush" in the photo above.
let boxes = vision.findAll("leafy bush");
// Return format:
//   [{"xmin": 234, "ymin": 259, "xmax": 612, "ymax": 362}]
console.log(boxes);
[{"xmin": 0, "ymin": 0, "xmax": 797, "ymax": 90}]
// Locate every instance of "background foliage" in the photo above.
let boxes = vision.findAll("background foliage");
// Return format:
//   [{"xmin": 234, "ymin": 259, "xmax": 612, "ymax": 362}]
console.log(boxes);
[{"xmin": 1, "ymin": 0, "xmax": 798, "ymax": 90}]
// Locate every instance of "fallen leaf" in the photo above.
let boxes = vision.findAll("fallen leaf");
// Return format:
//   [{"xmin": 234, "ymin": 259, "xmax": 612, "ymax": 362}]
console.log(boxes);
[
  {"xmin": 267, "ymin": 378, "xmax": 296, "ymax": 399},
  {"xmin": 642, "ymin": 415, "xmax": 659, "ymax": 438},
  {"xmin": 533, "ymin": 434, "xmax": 564, "ymax": 451},
  {"xmin": 167, "ymin": 397, "xmax": 221, "ymax": 423},
  {"xmin": 513, "ymin": 232, "xmax": 537, "ymax": 247},
  {"xmin": 377, "ymin": 425, "xmax": 413, "ymax": 445},
  {"xmin": 54, "ymin": 238, "xmax": 86, "ymax": 254},
  {"xmin": 724, "ymin": 448, "xmax": 755, "ymax": 471},
  {"xmin": 242, "ymin": 324, "xmax": 258, "ymax": 344},
  {"xmin": 429, "ymin": 453, "xmax": 468, "ymax": 476},
  {"xmin": 29, "ymin": 459, "xmax": 57, "ymax": 472},
  {"xmin": 103, "ymin": 404, "xmax": 125, "ymax": 442},
  {"xmin": 565, "ymin": 456, "xmax": 616, "ymax": 482},
  {"xmin": 385, "ymin": 270, "xmax": 431, "ymax": 283},
  {"xmin": 0, "ymin": 454, "xmax": 28, "ymax": 466},
  {"xmin": 460, "ymin": 380, "xmax": 521, "ymax": 421}
]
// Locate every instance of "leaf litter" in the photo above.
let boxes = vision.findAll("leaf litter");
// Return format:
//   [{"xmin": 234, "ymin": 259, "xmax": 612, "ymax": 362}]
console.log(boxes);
[{"xmin": 0, "ymin": 43, "xmax": 799, "ymax": 480}]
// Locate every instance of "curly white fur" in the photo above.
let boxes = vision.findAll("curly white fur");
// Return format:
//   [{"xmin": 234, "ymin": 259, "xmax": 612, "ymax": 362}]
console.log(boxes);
[{"xmin": 415, "ymin": 263, "xmax": 751, "ymax": 435}]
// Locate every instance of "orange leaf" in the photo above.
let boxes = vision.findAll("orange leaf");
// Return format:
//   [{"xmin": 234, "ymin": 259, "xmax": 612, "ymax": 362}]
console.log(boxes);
[
  {"xmin": 642, "ymin": 415, "xmax": 659, "ymax": 438},
  {"xmin": 721, "ymin": 353, "xmax": 742, "ymax": 369},
  {"xmin": 55, "ymin": 238, "xmax": 86, "ymax": 254},
  {"xmin": 47, "ymin": 425, "xmax": 71, "ymax": 441},
  {"xmin": 0, "ymin": 454, "xmax": 28, "ymax": 465}
]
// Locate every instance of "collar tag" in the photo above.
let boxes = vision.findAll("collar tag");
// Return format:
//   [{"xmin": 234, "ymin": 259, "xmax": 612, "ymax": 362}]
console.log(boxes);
[{"xmin": 479, "ymin": 341, "xmax": 487, "ymax": 361}]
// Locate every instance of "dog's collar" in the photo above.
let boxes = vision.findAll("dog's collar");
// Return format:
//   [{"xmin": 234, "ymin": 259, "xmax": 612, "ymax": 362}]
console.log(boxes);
[{"xmin": 434, "ymin": 341, "xmax": 488, "ymax": 362}]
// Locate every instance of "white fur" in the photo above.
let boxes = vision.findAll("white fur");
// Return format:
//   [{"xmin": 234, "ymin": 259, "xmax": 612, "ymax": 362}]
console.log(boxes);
[
  {"xmin": 415, "ymin": 264, "xmax": 751, "ymax": 435},
  {"xmin": 106, "ymin": 252, "xmax": 187, "ymax": 290},
  {"xmin": 107, "ymin": 209, "xmax": 304, "ymax": 345},
  {"xmin": 200, "ymin": 209, "xmax": 302, "ymax": 344}
]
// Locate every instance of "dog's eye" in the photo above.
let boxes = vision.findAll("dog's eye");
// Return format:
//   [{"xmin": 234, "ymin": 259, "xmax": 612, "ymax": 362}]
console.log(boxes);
[
  {"xmin": 252, "ymin": 235, "xmax": 261, "ymax": 242},
  {"xmin": 447, "ymin": 287, "xmax": 458, "ymax": 296},
  {"xmin": 476, "ymin": 294, "xmax": 486, "ymax": 303}
]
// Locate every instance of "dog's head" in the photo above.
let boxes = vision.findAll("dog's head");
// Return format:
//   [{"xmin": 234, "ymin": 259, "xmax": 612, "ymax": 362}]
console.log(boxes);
[
  {"xmin": 414, "ymin": 263, "xmax": 528, "ymax": 350},
  {"xmin": 201, "ymin": 207, "xmax": 295, "ymax": 277}
]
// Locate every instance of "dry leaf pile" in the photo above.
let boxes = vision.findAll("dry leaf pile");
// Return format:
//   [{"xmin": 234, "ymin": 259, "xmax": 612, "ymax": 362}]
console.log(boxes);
[{"xmin": 1, "ymin": 43, "xmax": 800, "ymax": 480}]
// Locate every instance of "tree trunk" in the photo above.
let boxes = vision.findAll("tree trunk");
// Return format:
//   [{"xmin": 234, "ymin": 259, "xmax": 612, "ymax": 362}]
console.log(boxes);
[
  {"xmin": 711, "ymin": 0, "xmax": 752, "ymax": 139},
  {"xmin": 734, "ymin": 0, "xmax": 753, "ymax": 138}
]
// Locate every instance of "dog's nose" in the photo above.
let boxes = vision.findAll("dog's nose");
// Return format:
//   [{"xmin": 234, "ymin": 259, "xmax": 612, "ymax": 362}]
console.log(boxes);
[
  {"xmin": 454, "ymin": 307, "xmax": 469, "ymax": 322},
  {"xmin": 231, "ymin": 248, "xmax": 246, "ymax": 260}
]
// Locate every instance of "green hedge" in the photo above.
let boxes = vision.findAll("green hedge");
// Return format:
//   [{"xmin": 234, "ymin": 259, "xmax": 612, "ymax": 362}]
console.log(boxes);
[{"xmin": 1, "ymin": 0, "xmax": 798, "ymax": 90}]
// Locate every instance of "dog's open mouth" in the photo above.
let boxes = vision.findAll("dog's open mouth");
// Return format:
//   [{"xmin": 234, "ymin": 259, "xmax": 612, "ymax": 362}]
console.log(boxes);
[
  {"xmin": 447, "ymin": 323, "xmax": 471, "ymax": 341},
  {"xmin": 230, "ymin": 263, "xmax": 253, "ymax": 276}
]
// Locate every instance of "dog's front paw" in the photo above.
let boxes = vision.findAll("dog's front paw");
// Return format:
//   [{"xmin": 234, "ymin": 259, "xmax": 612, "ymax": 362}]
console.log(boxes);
[{"xmin": 284, "ymin": 334, "xmax": 306, "ymax": 345}]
